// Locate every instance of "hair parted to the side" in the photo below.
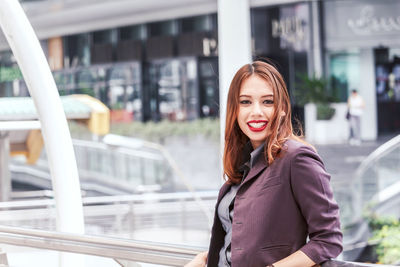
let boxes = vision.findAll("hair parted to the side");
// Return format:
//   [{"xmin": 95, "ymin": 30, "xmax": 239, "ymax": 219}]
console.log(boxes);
[{"xmin": 223, "ymin": 60, "xmax": 304, "ymax": 184}]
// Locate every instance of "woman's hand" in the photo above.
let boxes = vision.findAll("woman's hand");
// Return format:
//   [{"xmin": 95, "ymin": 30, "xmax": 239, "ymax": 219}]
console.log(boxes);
[{"xmin": 184, "ymin": 251, "xmax": 208, "ymax": 267}]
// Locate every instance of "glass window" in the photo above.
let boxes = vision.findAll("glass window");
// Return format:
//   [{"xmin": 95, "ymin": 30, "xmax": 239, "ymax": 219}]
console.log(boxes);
[
  {"xmin": 76, "ymin": 68, "xmax": 96, "ymax": 96},
  {"xmin": 180, "ymin": 15, "xmax": 213, "ymax": 33},
  {"xmin": 119, "ymin": 25, "xmax": 146, "ymax": 41},
  {"xmin": 107, "ymin": 63, "xmax": 142, "ymax": 122},
  {"xmin": 251, "ymin": 3, "xmax": 309, "ymax": 55},
  {"xmin": 328, "ymin": 51, "xmax": 361, "ymax": 102},
  {"xmin": 146, "ymin": 58, "xmax": 199, "ymax": 121},
  {"xmin": 374, "ymin": 47, "xmax": 400, "ymax": 133},
  {"xmin": 53, "ymin": 69, "xmax": 76, "ymax": 95},
  {"xmin": 63, "ymin": 33, "xmax": 90, "ymax": 67},
  {"xmin": 93, "ymin": 30, "xmax": 113, "ymax": 44},
  {"xmin": 148, "ymin": 20, "xmax": 177, "ymax": 37},
  {"xmin": 376, "ymin": 47, "xmax": 400, "ymax": 102}
]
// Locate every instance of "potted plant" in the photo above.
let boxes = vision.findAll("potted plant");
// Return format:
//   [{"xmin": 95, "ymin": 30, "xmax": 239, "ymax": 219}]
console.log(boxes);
[
  {"xmin": 294, "ymin": 74, "xmax": 336, "ymax": 120},
  {"xmin": 294, "ymin": 74, "xmax": 349, "ymax": 144}
]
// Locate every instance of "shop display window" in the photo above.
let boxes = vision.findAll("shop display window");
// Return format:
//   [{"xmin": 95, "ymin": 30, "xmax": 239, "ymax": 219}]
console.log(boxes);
[
  {"xmin": 328, "ymin": 52, "xmax": 360, "ymax": 102},
  {"xmin": 145, "ymin": 58, "xmax": 199, "ymax": 121},
  {"xmin": 374, "ymin": 47, "xmax": 400, "ymax": 133}
]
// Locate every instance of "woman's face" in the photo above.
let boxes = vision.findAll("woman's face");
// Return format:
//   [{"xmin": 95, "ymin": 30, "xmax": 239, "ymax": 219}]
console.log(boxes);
[{"xmin": 237, "ymin": 75, "xmax": 275, "ymax": 149}]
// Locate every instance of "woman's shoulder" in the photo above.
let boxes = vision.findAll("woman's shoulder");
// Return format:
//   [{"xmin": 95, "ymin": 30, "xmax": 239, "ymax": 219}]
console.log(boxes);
[
  {"xmin": 282, "ymin": 138, "xmax": 318, "ymax": 159},
  {"xmin": 278, "ymin": 139, "xmax": 326, "ymax": 173}
]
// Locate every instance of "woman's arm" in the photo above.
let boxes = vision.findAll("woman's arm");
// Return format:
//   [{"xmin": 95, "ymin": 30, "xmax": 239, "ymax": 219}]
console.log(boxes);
[{"xmin": 289, "ymin": 146, "xmax": 343, "ymax": 264}]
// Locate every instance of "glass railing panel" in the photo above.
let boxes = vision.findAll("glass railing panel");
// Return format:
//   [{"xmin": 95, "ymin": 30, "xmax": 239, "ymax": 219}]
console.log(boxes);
[
  {"xmin": 331, "ymin": 181, "xmax": 356, "ymax": 228},
  {"xmin": 358, "ymin": 145, "xmax": 400, "ymax": 209},
  {"xmin": 331, "ymin": 135, "xmax": 400, "ymax": 230},
  {"xmin": 9, "ymin": 136, "xmax": 214, "ymax": 248}
]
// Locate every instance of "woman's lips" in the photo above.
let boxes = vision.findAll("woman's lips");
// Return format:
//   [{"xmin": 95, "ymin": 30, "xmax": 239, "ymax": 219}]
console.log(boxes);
[{"xmin": 247, "ymin": 120, "xmax": 268, "ymax": 132}]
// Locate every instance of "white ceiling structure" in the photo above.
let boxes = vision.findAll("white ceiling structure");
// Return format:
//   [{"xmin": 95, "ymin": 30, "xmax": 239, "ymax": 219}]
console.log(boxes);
[{"xmin": 0, "ymin": 0, "xmax": 307, "ymax": 51}]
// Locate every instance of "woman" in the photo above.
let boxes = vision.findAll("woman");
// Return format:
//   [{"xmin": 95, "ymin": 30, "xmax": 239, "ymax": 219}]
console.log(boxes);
[
  {"xmin": 186, "ymin": 61, "xmax": 342, "ymax": 267},
  {"xmin": 347, "ymin": 89, "xmax": 365, "ymax": 146}
]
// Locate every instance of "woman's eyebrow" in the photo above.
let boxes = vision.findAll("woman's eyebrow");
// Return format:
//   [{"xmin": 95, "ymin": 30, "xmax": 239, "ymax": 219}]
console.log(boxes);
[{"xmin": 239, "ymin": 94, "xmax": 274, "ymax": 98}]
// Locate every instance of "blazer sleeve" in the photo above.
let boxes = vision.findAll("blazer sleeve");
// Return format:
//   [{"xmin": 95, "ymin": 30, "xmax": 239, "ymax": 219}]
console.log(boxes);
[{"xmin": 289, "ymin": 145, "xmax": 343, "ymax": 264}]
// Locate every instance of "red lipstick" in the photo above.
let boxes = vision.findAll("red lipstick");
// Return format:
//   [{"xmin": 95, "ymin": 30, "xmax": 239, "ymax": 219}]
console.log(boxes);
[{"xmin": 247, "ymin": 120, "xmax": 268, "ymax": 132}]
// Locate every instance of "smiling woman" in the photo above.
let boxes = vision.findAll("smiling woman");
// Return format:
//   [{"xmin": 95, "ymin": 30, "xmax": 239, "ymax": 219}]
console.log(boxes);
[
  {"xmin": 237, "ymin": 75, "xmax": 275, "ymax": 148},
  {"xmin": 186, "ymin": 60, "xmax": 342, "ymax": 267},
  {"xmin": 224, "ymin": 61, "xmax": 293, "ymax": 184}
]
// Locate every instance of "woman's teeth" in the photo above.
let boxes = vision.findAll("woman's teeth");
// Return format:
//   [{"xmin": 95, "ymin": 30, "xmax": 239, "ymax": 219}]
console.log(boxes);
[{"xmin": 248, "ymin": 122, "xmax": 267, "ymax": 128}]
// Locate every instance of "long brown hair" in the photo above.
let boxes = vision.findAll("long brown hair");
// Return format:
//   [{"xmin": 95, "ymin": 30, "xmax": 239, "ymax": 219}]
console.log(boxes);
[{"xmin": 223, "ymin": 60, "xmax": 302, "ymax": 184}]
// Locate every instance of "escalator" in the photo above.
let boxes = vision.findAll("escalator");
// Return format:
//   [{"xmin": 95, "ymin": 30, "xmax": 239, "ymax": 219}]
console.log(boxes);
[{"xmin": 10, "ymin": 136, "xmax": 178, "ymax": 198}]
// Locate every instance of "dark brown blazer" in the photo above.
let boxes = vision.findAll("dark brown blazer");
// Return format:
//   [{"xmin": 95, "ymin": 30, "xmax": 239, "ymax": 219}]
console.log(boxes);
[{"xmin": 207, "ymin": 139, "xmax": 343, "ymax": 267}]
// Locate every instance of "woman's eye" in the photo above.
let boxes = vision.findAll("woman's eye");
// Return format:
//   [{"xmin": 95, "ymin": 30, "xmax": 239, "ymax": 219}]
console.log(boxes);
[
  {"xmin": 263, "ymin": 99, "xmax": 274, "ymax": 104},
  {"xmin": 240, "ymin": 100, "xmax": 251, "ymax": 104}
]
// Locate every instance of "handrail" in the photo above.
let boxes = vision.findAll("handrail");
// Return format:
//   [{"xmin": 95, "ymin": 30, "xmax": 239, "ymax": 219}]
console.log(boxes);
[
  {"xmin": 0, "ymin": 191, "xmax": 218, "ymax": 210},
  {"xmin": 0, "ymin": 225, "xmax": 199, "ymax": 266},
  {"xmin": 353, "ymin": 134, "xmax": 400, "ymax": 181},
  {"xmin": 72, "ymin": 139, "xmax": 164, "ymax": 161},
  {"xmin": 0, "ymin": 225, "xmax": 393, "ymax": 267}
]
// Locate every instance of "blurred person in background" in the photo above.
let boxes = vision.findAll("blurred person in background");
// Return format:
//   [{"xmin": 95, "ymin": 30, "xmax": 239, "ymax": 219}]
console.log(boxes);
[
  {"xmin": 186, "ymin": 61, "xmax": 342, "ymax": 267},
  {"xmin": 347, "ymin": 89, "xmax": 365, "ymax": 146}
]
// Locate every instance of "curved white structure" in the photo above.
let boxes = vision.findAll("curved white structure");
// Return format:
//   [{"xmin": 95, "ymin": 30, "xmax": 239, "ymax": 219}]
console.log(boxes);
[{"xmin": 0, "ymin": 0, "xmax": 85, "ymax": 266}]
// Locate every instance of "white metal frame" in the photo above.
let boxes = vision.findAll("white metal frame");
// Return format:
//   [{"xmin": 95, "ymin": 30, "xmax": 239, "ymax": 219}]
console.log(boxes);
[{"xmin": 0, "ymin": 1, "xmax": 85, "ymax": 266}]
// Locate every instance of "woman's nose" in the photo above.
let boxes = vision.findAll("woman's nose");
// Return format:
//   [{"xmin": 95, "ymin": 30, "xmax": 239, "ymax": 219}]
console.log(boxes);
[{"xmin": 251, "ymin": 103, "xmax": 262, "ymax": 115}]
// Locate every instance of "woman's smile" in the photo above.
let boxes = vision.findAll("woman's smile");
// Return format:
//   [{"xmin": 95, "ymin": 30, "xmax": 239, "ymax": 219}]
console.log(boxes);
[{"xmin": 247, "ymin": 120, "xmax": 268, "ymax": 132}]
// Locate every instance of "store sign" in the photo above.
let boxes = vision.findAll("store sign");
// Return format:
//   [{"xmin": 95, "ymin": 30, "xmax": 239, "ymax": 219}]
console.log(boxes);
[
  {"xmin": 202, "ymin": 38, "xmax": 217, "ymax": 57},
  {"xmin": 267, "ymin": 2, "xmax": 309, "ymax": 52},
  {"xmin": 272, "ymin": 17, "xmax": 305, "ymax": 45},
  {"xmin": 324, "ymin": 0, "xmax": 400, "ymax": 49},
  {"xmin": 348, "ymin": 5, "xmax": 400, "ymax": 35},
  {"xmin": 0, "ymin": 67, "xmax": 22, "ymax": 82}
]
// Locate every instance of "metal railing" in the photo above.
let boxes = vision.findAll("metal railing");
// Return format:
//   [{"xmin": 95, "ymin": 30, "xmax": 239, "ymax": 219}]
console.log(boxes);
[
  {"xmin": 0, "ymin": 191, "xmax": 217, "ymax": 247},
  {"xmin": 44, "ymin": 138, "xmax": 173, "ymax": 194},
  {"xmin": 14, "ymin": 135, "xmax": 213, "ymax": 198},
  {"xmin": 0, "ymin": 225, "xmax": 393, "ymax": 267},
  {"xmin": 0, "ymin": 225, "xmax": 199, "ymax": 266},
  {"xmin": 339, "ymin": 134, "xmax": 400, "ymax": 226}
]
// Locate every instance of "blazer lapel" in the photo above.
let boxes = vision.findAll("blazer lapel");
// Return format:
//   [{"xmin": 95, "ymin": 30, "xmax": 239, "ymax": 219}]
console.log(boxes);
[
  {"xmin": 240, "ymin": 155, "xmax": 268, "ymax": 188},
  {"xmin": 217, "ymin": 182, "xmax": 231, "ymax": 203}
]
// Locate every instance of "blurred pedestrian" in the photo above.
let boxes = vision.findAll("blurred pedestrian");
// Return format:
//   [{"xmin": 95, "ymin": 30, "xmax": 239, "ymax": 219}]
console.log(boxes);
[
  {"xmin": 185, "ymin": 61, "xmax": 342, "ymax": 267},
  {"xmin": 347, "ymin": 89, "xmax": 365, "ymax": 146}
]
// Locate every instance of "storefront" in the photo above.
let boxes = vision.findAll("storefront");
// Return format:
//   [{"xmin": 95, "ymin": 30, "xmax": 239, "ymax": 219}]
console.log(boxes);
[
  {"xmin": 53, "ymin": 62, "xmax": 143, "ymax": 122},
  {"xmin": 251, "ymin": 2, "xmax": 311, "ymax": 99},
  {"xmin": 0, "ymin": 12, "xmax": 219, "ymax": 123},
  {"xmin": 323, "ymin": 0, "xmax": 400, "ymax": 137},
  {"xmin": 142, "ymin": 14, "xmax": 219, "ymax": 122},
  {"xmin": 143, "ymin": 56, "xmax": 218, "ymax": 122}
]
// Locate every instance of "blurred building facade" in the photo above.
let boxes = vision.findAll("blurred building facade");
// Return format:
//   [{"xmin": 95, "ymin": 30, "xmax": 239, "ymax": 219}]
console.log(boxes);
[
  {"xmin": 0, "ymin": 0, "xmax": 399, "ymax": 137},
  {"xmin": 323, "ymin": 0, "xmax": 400, "ymax": 138}
]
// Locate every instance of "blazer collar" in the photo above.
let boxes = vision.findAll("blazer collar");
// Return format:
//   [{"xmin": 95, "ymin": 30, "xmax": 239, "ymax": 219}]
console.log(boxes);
[
  {"xmin": 242, "ymin": 140, "xmax": 290, "ymax": 186},
  {"xmin": 240, "ymin": 152, "xmax": 268, "ymax": 188},
  {"xmin": 218, "ymin": 143, "xmax": 269, "ymax": 202},
  {"xmin": 217, "ymin": 157, "xmax": 268, "ymax": 204}
]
